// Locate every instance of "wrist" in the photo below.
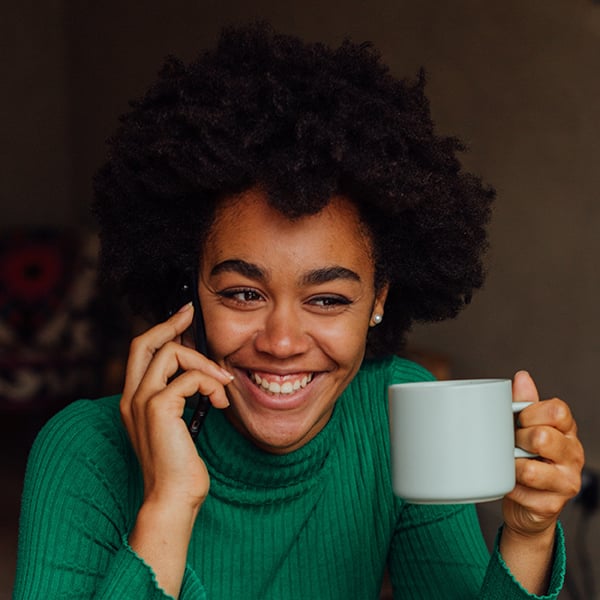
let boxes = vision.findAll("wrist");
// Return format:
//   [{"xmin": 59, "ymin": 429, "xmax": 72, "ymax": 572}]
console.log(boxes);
[
  {"xmin": 138, "ymin": 494, "xmax": 202, "ymax": 531},
  {"xmin": 498, "ymin": 521, "xmax": 557, "ymax": 595},
  {"xmin": 142, "ymin": 478, "xmax": 208, "ymax": 514},
  {"xmin": 128, "ymin": 499, "xmax": 200, "ymax": 598},
  {"xmin": 501, "ymin": 520, "xmax": 557, "ymax": 548}
]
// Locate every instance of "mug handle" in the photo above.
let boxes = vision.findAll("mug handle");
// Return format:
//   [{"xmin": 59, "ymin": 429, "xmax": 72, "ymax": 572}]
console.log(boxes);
[{"xmin": 512, "ymin": 401, "xmax": 538, "ymax": 459}]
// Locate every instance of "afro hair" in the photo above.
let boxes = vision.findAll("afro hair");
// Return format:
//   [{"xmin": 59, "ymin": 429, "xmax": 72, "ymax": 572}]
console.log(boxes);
[{"xmin": 92, "ymin": 22, "xmax": 495, "ymax": 355}]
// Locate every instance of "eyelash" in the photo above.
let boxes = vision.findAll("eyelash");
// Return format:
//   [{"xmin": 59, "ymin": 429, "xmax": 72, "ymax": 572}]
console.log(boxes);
[
  {"xmin": 216, "ymin": 288, "xmax": 352, "ymax": 310},
  {"xmin": 309, "ymin": 295, "xmax": 352, "ymax": 309},
  {"xmin": 218, "ymin": 288, "xmax": 263, "ymax": 305}
]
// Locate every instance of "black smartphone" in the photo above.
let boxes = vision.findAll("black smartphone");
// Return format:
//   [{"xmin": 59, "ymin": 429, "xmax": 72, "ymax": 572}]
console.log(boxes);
[{"xmin": 166, "ymin": 275, "xmax": 211, "ymax": 440}]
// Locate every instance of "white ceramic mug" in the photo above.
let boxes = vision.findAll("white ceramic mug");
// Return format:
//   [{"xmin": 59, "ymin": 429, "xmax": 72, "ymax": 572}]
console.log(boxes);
[{"xmin": 388, "ymin": 379, "xmax": 535, "ymax": 504}]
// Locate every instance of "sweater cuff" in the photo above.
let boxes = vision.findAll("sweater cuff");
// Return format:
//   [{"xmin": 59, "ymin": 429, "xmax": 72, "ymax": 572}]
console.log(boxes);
[
  {"xmin": 93, "ymin": 534, "xmax": 171, "ymax": 598},
  {"xmin": 481, "ymin": 522, "xmax": 565, "ymax": 599},
  {"xmin": 180, "ymin": 565, "xmax": 207, "ymax": 600},
  {"xmin": 95, "ymin": 534, "xmax": 206, "ymax": 599}
]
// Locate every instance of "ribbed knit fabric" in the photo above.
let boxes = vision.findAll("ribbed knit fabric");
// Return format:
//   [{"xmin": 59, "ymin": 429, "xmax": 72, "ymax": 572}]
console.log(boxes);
[{"xmin": 14, "ymin": 356, "xmax": 565, "ymax": 599}]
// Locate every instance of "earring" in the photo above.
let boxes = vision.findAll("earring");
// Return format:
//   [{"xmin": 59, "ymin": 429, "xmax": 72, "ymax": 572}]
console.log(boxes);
[{"xmin": 372, "ymin": 314, "xmax": 383, "ymax": 325}]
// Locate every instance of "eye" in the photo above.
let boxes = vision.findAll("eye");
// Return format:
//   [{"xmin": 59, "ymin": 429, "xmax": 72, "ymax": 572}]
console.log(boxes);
[
  {"xmin": 217, "ymin": 288, "xmax": 264, "ymax": 307},
  {"xmin": 307, "ymin": 295, "xmax": 352, "ymax": 310}
]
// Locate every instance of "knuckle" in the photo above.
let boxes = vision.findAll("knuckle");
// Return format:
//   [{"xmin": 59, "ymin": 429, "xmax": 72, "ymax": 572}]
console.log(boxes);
[
  {"xmin": 519, "ymin": 460, "xmax": 539, "ymax": 487},
  {"xmin": 145, "ymin": 393, "xmax": 164, "ymax": 418},
  {"xmin": 129, "ymin": 334, "xmax": 145, "ymax": 355},
  {"xmin": 162, "ymin": 340, "xmax": 178, "ymax": 353},
  {"xmin": 529, "ymin": 427, "xmax": 549, "ymax": 452},
  {"xmin": 543, "ymin": 497, "xmax": 564, "ymax": 517},
  {"xmin": 551, "ymin": 495, "xmax": 566, "ymax": 514},
  {"xmin": 547, "ymin": 398, "xmax": 568, "ymax": 422},
  {"xmin": 119, "ymin": 399, "xmax": 131, "ymax": 424},
  {"xmin": 569, "ymin": 439, "xmax": 585, "ymax": 470},
  {"xmin": 567, "ymin": 476, "xmax": 581, "ymax": 499}
]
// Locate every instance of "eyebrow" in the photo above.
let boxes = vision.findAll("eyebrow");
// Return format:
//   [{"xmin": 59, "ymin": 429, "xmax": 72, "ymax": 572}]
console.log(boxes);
[
  {"xmin": 210, "ymin": 259, "xmax": 266, "ymax": 280},
  {"xmin": 300, "ymin": 266, "xmax": 361, "ymax": 286},
  {"xmin": 210, "ymin": 259, "xmax": 361, "ymax": 285}
]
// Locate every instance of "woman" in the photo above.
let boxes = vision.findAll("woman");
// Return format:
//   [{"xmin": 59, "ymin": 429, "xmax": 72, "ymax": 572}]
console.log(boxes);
[{"xmin": 15, "ymin": 23, "xmax": 583, "ymax": 599}]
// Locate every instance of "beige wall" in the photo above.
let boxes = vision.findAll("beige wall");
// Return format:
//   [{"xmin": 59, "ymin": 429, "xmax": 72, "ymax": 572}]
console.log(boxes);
[
  {"xmin": 3, "ymin": 1, "xmax": 599, "ymax": 593},
  {"xmin": 56, "ymin": 0, "xmax": 600, "ymax": 466},
  {"xmin": 5, "ymin": 0, "xmax": 600, "ymax": 471},
  {"xmin": 6, "ymin": 0, "xmax": 600, "ymax": 472},
  {"xmin": 398, "ymin": 0, "xmax": 600, "ymax": 471},
  {"xmin": 2, "ymin": 1, "xmax": 72, "ymax": 225}
]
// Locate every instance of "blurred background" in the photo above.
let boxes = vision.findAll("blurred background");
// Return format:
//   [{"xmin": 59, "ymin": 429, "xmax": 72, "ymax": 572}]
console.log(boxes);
[{"xmin": 1, "ymin": 0, "xmax": 599, "ymax": 597}]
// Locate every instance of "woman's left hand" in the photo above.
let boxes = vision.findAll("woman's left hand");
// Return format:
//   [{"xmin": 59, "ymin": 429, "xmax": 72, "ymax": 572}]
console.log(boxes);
[
  {"xmin": 502, "ymin": 371, "xmax": 584, "ymax": 537},
  {"xmin": 498, "ymin": 371, "xmax": 584, "ymax": 594}
]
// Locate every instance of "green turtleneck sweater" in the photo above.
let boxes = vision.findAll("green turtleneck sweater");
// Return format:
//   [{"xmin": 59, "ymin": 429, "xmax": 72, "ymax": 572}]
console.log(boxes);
[{"xmin": 14, "ymin": 356, "xmax": 565, "ymax": 599}]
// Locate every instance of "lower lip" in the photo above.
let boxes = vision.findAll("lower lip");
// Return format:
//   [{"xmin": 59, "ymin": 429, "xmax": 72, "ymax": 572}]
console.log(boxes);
[{"xmin": 234, "ymin": 371, "xmax": 316, "ymax": 411}]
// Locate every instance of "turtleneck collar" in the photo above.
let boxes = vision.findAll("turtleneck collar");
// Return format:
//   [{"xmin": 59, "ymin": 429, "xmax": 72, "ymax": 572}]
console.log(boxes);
[{"xmin": 197, "ymin": 399, "xmax": 342, "ymax": 505}]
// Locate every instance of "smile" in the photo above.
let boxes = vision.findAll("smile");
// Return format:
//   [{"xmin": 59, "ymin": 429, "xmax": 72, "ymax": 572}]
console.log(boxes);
[{"xmin": 249, "ymin": 371, "xmax": 314, "ymax": 395}]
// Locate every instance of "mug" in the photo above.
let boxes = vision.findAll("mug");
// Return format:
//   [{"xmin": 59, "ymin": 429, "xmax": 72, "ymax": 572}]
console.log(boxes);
[{"xmin": 388, "ymin": 379, "xmax": 535, "ymax": 504}]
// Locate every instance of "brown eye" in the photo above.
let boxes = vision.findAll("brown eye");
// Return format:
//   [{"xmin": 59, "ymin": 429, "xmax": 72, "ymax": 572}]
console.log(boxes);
[
  {"xmin": 218, "ymin": 288, "xmax": 264, "ymax": 305},
  {"xmin": 308, "ymin": 295, "xmax": 352, "ymax": 309}
]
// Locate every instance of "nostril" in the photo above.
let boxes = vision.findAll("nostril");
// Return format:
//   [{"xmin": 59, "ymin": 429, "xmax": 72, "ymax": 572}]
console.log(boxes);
[{"xmin": 254, "ymin": 318, "xmax": 309, "ymax": 358}]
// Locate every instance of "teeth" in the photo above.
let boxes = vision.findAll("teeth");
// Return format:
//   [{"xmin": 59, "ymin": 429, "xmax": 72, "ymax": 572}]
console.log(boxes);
[
  {"xmin": 281, "ymin": 382, "xmax": 293, "ymax": 394},
  {"xmin": 250, "ymin": 372, "xmax": 313, "ymax": 395}
]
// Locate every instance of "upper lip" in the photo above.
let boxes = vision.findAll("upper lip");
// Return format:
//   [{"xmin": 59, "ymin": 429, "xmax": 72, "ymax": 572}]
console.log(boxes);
[
  {"xmin": 239, "ymin": 365, "xmax": 318, "ymax": 377},
  {"xmin": 245, "ymin": 369, "xmax": 317, "ymax": 385},
  {"xmin": 247, "ymin": 369, "xmax": 315, "ymax": 394},
  {"xmin": 247, "ymin": 369, "xmax": 313, "ymax": 377}
]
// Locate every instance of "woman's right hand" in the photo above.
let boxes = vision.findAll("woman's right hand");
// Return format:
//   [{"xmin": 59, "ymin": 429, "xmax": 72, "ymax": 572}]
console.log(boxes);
[{"xmin": 121, "ymin": 303, "xmax": 233, "ymax": 597}]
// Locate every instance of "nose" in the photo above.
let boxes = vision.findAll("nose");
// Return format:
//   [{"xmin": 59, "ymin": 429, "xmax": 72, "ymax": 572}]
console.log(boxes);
[{"xmin": 254, "ymin": 304, "xmax": 310, "ymax": 358}]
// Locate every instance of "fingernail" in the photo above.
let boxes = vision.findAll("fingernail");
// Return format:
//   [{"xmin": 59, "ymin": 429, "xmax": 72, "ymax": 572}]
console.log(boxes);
[
  {"xmin": 177, "ymin": 302, "xmax": 194, "ymax": 313},
  {"xmin": 220, "ymin": 368, "xmax": 234, "ymax": 381}
]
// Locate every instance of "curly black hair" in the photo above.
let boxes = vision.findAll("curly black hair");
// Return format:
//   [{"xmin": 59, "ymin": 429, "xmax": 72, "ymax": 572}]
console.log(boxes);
[{"xmin": 92, "ymin": 22, "xmax": 495, "ymax": 356}]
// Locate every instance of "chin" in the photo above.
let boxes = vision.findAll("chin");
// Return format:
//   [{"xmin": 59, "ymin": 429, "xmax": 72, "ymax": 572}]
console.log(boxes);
[{"xmin": 225, "ymin": 405, "xmax": 328, "ymax": 455}]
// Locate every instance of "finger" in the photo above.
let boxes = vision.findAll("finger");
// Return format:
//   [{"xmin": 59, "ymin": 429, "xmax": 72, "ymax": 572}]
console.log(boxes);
[
  {"xmin": 135, "ymin": 341, "xmax": 233, "ymax": 398},
  {"xmin": 130, "ymin": 370, "xmax": 231, "ymax": 461},
  {"xmin": 516, "ymin": 398, "xmax": 577, "ymax": 436},
  {"xmin": 124, "ymin": 303, "xmax": 195, "ymax": 397},
  {"xmin": 505, "ymin": 484, "xmax": 567, "ymax": 522},
  {"xmin": 120, "ymin": 394, "xmax": 140, "ymax": 449},
  {"xmin": 128, "ymin": 345, "xmax": 232, "ymax": 441},
  {"xmin": 512, "ymin": 370, "xmax": 540, "ymax": 404},
  {"xmin": 515, "ymin": 423, "xmax": 575, "ymax": 462},
  {"xmin": 120, "ymin": 304, "xmax": 195, "ymax": 443},
  {"xmin": 514, "ymin": 454, "xmax": 581, "ymax": 498},
  {"xmin": 133, "ymin": 385, "xmax": 189, "ymax": 460},
  {"xmin": 151, "ymin": 369, "xmax": 231, "ymax": 411}
]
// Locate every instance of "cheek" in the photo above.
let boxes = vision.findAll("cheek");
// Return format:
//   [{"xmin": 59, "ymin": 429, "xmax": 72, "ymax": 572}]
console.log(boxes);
[
  {"xmin": 205, "ymin": 311, "xmax": 266, "ymax": 361},
  {"xmin": 316, "ymin": 319, "xmax": 370, "ymax": 367},
  {"xmin": 205, "ymin": 308, "xmax": 370, "ymax": 367}
]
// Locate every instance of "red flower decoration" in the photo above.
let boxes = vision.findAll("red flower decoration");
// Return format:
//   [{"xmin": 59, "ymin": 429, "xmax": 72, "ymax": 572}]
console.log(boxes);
[
  {"xmin": 0, "ymin": 231, "xmax": 77, "ymax": 341},
  {"xmin": 1, "ymin": 243, "xmax": 63, "ymax": 302}
]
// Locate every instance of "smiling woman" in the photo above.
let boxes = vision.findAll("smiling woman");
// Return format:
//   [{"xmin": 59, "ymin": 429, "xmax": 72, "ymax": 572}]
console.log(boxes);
[
  {"xmin": 14, "ymin": 22, "xmax": 583, "ymax": 600},
  {"xmin": 199, "ymin": 191, "xmax": 384, "ymax": 454}
]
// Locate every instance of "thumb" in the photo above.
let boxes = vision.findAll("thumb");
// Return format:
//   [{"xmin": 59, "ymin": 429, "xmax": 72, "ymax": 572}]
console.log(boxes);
[{"xmin": 512, "ymin": 370, "xmax": 540, "ymax": 404}]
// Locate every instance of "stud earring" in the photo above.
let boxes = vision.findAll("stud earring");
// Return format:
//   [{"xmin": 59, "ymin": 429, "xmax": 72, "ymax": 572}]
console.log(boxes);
[{"xmin": 372, "ymin": 314, "xmax": 383, "ymax": 325}]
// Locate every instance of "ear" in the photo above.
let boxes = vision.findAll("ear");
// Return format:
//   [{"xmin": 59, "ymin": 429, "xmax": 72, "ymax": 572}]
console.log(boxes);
[{"xmin": 370, "ymin": 283, "xmax": 389, "ymax": 327}]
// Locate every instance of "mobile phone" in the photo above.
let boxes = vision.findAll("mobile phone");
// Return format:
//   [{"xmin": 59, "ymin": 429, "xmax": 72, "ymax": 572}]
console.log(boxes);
[{"xmin": 166, "ymin": 275, "xmax": 211, "ymax": 440}]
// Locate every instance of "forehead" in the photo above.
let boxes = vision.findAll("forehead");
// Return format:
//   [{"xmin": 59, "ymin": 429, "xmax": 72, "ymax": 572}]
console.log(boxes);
[{"xmin": 202, "ymin": 189, "xmax": 375, "ymax": 277}]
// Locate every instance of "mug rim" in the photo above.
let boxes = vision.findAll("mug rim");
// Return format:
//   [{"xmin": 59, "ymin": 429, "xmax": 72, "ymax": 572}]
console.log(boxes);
[{"xmin": 389, "ymin": 378, "xmax": 510, "ymax": 390}]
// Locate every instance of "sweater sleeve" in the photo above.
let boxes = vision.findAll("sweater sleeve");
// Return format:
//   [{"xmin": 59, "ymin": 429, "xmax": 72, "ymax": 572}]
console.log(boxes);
[
  {"xmin": 13, "ymin": 398, "xmax": 207, "ymax": 600},
  {"xmin": 478, "ymin": 523, "xmax": 566, "ymax": 600},
  {"xmin": 384, "ymin": 357, "xmax": 565, "ymax": 599},
  {"xmin": 388, "ymin": 501, "xmax": 566, "ymax": 599}
]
